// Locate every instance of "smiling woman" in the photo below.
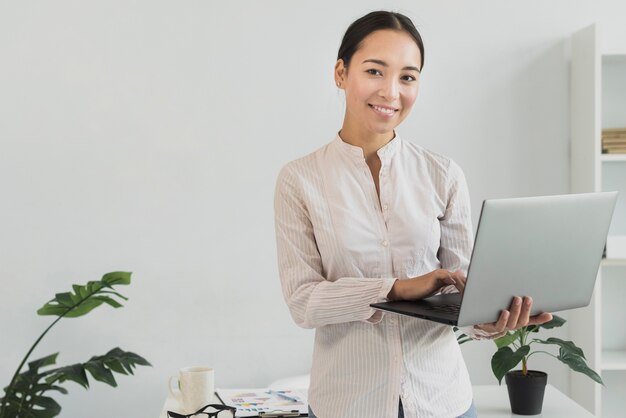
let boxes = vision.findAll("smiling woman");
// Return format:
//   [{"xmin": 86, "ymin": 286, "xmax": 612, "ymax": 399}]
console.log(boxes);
[
  {"xmin": 274, "ymin": 10, "xmax": 550, "ymax": 418},
  {"xmin": 336, "ymin": 29, "xmax": 421, "ymax": 155}
]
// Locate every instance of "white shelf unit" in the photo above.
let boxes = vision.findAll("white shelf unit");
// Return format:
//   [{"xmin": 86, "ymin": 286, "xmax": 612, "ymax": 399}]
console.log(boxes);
[
  {"xmin": 601, "ymin": 258, "xmax": 626, "ymax": 267},
  {"xmin": 601, "ymin": 350, "xmax": 626, "ymax": 370},
  {"xmin": 570, "ymin": 23, "xmax": 626, "ymax": 417},
  {"xmin": 600, "ymin": 154, "xmax": 626, "ymax": 162}
]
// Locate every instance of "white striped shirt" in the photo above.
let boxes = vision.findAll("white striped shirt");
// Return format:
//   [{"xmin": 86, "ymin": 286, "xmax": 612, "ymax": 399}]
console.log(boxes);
[{"xmin": 274, "ymin": 134, "xmax": 474, "ymax": 418}]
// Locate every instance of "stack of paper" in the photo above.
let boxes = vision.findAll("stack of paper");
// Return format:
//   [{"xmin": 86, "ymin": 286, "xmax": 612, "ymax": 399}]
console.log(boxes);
[{"xmin": 215, "ymin": 388, "xmax": 308, "ymax": 417}]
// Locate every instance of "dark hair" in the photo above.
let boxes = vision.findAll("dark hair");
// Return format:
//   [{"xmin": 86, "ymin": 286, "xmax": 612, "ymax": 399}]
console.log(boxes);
[{"xmin": 337, "ymin": 11, "xmax": 424, "ymax": 71}]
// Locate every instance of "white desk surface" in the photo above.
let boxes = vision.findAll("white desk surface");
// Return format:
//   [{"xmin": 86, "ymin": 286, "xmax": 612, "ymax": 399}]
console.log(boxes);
[
  {"xmin": 472, "ymin": 384, "xmax": 593, "ymax": 418},
  {"xmin": 160, "ymin": 384, "xmax": 593, "ymax": 418}
]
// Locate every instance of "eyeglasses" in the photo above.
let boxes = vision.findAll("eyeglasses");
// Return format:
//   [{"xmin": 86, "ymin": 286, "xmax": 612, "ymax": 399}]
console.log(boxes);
[{"xmin": 167, "ymin": 403, "xmax": 237, "ymax": 418}]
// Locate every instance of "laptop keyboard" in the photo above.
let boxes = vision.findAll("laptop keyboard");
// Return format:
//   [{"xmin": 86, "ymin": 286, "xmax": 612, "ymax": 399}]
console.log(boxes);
[{"xmin": 423, "ymin": 304, "xmax": 461, "ymax": 315}]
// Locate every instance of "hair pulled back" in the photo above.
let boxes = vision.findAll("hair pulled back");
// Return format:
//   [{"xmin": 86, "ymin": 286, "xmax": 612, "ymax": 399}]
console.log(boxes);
[{"xmin": 337, "ymin": 11, "xmax": 424, "ymax": 71}]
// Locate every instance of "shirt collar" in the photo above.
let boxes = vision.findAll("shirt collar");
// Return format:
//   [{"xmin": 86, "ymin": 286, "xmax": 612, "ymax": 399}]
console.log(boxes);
[{"xmin": 334, "ymin": 132, "xmax": 402, "ymax": 162}]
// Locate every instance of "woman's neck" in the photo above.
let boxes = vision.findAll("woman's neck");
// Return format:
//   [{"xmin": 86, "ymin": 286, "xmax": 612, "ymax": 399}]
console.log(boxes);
[{"xmin": 338, "ymin": 125, "xmax": 395, "ymax": 161}]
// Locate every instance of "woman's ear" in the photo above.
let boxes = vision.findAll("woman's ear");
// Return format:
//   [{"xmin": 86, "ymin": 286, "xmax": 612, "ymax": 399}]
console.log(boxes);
[{"xmin": 334, "ymin": 59, "xmax": 346, "ymax": 89}]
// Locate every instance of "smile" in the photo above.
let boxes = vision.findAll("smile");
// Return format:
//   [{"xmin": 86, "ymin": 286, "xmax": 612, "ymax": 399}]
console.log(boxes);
[{"xmin": 369, "ymin": 104, "xmax": 398, "ymax": 116}]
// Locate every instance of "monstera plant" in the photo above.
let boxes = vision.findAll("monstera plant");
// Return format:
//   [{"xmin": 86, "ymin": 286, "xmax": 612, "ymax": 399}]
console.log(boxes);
[{"xmin": 0, "ymin": 272, "xmax": 150, "ymax": 418}]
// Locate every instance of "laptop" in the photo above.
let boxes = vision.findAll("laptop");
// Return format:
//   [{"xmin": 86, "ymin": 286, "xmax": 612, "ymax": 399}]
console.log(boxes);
[{"xmin": 370, "ymin": 192, "xmax": 618, "ymax": 327}]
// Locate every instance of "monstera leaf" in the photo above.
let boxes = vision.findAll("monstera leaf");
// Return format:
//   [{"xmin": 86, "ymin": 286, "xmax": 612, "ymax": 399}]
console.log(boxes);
[
  {"xmin": 0, "ymin": 272, "xmax": 150, "ymax": 418},
  {"xmin": 37, "ymin": 272, "xmax": 131, "ymax": 318},
  {"xmin": 44, "ymin": 348, "xmax": 151, "ymax": 388},
  {"xmin": 1, "ymin": 354, "xmax": 64, "ymax": 418},
  {"xmin": 1, "ymin": 349, "xmax": 150, "ymax": 418}
]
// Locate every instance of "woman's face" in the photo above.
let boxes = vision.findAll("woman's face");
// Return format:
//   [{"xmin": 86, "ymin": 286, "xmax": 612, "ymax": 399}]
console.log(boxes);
[{"xmin": 336, "ymin": 29, "xmax": 421, "ymax": 138}]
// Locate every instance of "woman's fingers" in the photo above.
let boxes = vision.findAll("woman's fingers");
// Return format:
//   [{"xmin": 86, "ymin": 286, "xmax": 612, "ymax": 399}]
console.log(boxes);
[
  {"xmin": 517, "ymin": 296, "xmax": 533, "ymax": 327},
  {"xmin": 451, "ymin": 271, "xmax": 466, "ymax": 294},
  {"xmin": 478, "ymin": 309, "xmax": 509, "ymax": 333},
  {"xmin": 505, "ymin": 297, "xmax": 522, "ymax": 329},
  {"xmin": 528, "ymin": 311, "xmax": 553, "ymax": 326},
  {"xmin": 433, "ymin": 269, "xmax": 456, "ymax": 288},
  {"xmin": 476, "ymin": 296, "xmax": 554, "ymax": 336}
]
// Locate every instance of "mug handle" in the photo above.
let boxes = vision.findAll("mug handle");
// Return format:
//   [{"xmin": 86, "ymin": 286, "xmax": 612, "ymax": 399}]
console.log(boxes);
[{"xmin": 168, "ymin": 376, "xmax": 183, "ymax": 403}]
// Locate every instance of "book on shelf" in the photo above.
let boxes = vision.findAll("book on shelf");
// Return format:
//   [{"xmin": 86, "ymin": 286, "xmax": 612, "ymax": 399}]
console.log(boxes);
[
  {"xmin": 602, "ymin": 148, "xmax": 626, "ymax": 154},
  {"xmin": 601, "ymin": 128, "xmax": 626, "ymax": 154}
]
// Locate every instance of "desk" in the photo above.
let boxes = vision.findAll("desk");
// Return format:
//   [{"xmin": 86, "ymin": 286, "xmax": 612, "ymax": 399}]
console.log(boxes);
[
  {"xmin": 472, "ymin": 385, "xmax": 593, "ymax": 417},
  {"xmin": 159, "ymin": 384, "xmax": 592, "ymax": 417}
]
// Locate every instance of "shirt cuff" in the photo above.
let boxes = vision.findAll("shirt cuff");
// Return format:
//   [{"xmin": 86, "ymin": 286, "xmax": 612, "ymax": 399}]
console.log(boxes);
[{"xmin": 364, "ymin": 278, "xmax": 397, "ymax": 324}]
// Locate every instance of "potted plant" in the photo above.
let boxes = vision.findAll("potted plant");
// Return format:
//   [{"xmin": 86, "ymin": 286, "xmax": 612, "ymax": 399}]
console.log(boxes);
[
  {"xmin": 0, "ymin": 271, "xmax": 150, "ymax": 418},
  {"xmin": 489, "ymin": 314, "xmax": 603, "ymax": 415}
]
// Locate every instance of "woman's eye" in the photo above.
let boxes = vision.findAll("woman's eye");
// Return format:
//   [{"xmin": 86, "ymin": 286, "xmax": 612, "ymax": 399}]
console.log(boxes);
[
  {"xmin": 366, "ymin": 69, "xmax": 382, "ymax": 76},
  {"xmin": 402, "ymin": 75, "xmax": 417, "ymax": 82}
]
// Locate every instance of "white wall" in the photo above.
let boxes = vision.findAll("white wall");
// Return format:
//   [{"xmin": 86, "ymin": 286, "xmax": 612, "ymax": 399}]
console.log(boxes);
[{"xmin": 0, "ymin": 1, "xmax": 623, "ymax": 417}]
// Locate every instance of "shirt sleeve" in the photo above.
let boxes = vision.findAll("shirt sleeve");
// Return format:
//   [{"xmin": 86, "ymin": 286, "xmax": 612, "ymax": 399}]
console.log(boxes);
[
  {"xmin": 274, "ymin": 164, "xmax": 396, "ymax": 329},
  {"xmin": 438, "ymin": 160, "xmax": 503, "ymax": 340},
  {"xmin": 437, "ymin": 159, "xmax": 473, "ymax": 276}
]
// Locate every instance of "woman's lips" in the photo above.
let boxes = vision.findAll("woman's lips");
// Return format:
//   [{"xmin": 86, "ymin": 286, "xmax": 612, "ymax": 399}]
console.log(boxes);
[{"xmin": 369, "ymin": 104, "xmax": 398, "ymax": 116}]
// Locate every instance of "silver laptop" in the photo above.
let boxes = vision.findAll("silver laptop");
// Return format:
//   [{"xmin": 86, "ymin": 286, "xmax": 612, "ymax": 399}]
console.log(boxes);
[{"xmin": 370, "ymin": 192, "xmax": 618, "ymax": 327}]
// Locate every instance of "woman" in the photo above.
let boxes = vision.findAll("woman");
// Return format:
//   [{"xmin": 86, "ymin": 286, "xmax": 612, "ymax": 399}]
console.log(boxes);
[{"xmin": 274, "ymin": 11, "xmax": 552, "ymax": 418}]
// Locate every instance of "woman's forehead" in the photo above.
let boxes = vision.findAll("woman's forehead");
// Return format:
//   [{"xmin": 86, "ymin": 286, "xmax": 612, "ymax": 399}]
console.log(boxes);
[{"xmin": 354, "ymin": 30, "xmax": 421, "ymax": 66}]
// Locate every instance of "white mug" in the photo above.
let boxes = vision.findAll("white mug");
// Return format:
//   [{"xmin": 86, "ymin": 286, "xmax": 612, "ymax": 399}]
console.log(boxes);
[{"xmin": 168, "ymin": 366, "xmax": 215, "ymax": 413}]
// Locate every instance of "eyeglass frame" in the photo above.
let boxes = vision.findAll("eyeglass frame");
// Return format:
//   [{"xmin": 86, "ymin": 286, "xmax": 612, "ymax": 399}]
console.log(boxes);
[{"xmin": 167, "ymin": 403, "xmax": 237, "ymax": 418}]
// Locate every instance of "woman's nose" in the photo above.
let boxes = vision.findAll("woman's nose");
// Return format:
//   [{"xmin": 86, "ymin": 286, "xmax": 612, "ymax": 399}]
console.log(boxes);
[{"xmin": 380, "ymin": 78, "xmax": 400, "ymax": 101}]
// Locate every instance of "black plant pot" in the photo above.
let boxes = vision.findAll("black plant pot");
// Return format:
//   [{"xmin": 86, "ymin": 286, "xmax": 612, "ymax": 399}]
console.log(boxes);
[{"xmin": 505, "ymin": 370, "xmax": 548, "ymax": 415}]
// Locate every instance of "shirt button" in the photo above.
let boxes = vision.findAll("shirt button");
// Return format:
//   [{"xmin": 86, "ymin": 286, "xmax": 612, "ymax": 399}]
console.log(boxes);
[
  {"xmin": 383, "ymin": 204, "xmax": 388, "ymax": 211},
  {"xmin": 382, "ymin": 240, "xmax": 388, "ymax": 247}
]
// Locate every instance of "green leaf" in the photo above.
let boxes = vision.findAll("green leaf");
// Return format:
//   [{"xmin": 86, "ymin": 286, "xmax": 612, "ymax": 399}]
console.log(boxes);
[
  {"xmin": 96, "ymin": 347, "xmax": 152, "ymax": 373},
  {"xmin": 102, "ymin": 271, "xmax": 132, "ymax": 287},
  {"xmin": 491, "ymin": 345, "xmax": 530, "ymax": 385},
  {"xmin": 30, "ymin": 396, "xmax": 62, "ymax": 418},
  {"xmin": 453, "ymin": 327, "xmax": 472, "ymax": 345},
  {"xmin": 31, "ymin": 383, "xmax": 68, "ymax": 395},
  {"xmin": 61, "ymin": 298, "xmax": 107, "ymax": 318},
  {"xmin": 98, "ymin": 290, "xmax": 129, "ymax": 301},
  {"xmin": 539, "ymin": 314, "xmax": 566, "ymax": 329},
  {"xmin": 455, "ymin": 332, "xmax": 470, "ymax": 344},
  {"xmin": 2, "ymin": 354, "xmax": 63, "ymax": 418},
  {"xmin": 527, "ymin": 325, "xmax": 540, "ymax": 333},
  {"xmin": 558, "ymin": 349, "xmax": 604, "ymax": 385},
  {"xmin": 535, "ymin": 337, "xmax": 585, "ymax": 359},
  {"xmin": 91, "ymin": 296, "xmax": 123, "ymax": 309},
  {"xmin": 84, "ymin": 362, "xmax": 117, "ymax": 387},
  {"xmin": 494, "ymin": 331, "xmax": 519, "ymax": 349},
  {"xmin": 53, "ymin": 293, "xmax": 75, "ymax": 308},
  {"xmin": 43, "ymin": 347, "xmax": 151, "ymax": 392},
  {"xmin": 45, "ymin": 363, "xmax": 90, "ymax": 389},
  {"xmin": 28, "ymin": 353, "xmax": 59, "ymax": 372},
  {"xmin": 37, "ymin": 272, "xmax": 132, "ymax": 318}
]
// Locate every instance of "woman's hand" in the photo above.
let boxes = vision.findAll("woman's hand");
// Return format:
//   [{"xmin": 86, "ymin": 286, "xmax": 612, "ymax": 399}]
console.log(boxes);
[
  {"xmin": 387, "ymin": 269, "xmax": 466, "ymax": 301},
  {"xmin": 474, "ymin": 296, "xmax": 553, "ymax": 337}
]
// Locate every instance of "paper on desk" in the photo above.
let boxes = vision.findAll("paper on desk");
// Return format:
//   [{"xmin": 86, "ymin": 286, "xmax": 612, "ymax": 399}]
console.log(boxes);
[{"xmin": 215, "ymin": 388, "xmax": 307, "ymax": 417}]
